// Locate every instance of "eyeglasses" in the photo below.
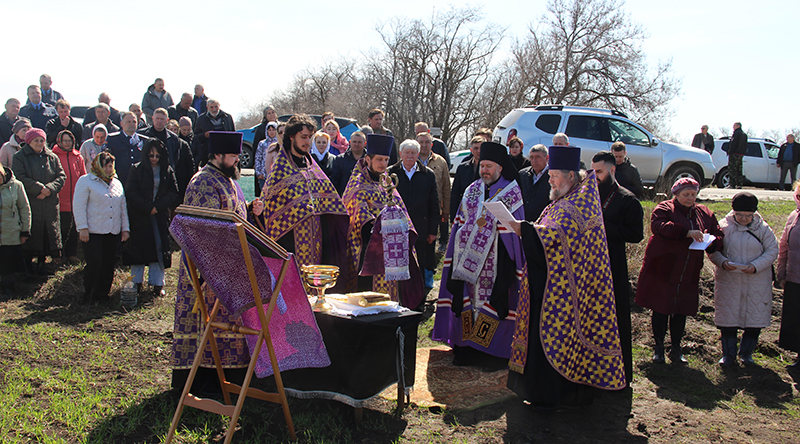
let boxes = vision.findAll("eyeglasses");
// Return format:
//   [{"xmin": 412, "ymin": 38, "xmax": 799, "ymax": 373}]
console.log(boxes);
[{"xmin": 149, "ymin": 154, "xmax": 161, "ymax": 159}]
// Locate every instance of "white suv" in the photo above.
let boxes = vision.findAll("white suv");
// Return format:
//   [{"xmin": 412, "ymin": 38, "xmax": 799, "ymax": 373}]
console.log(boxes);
[
  {"xmin": 493, "ymin": 105, "xmax": 716, "ymax": 191},
  {"xmin": 711, "ymin": 137, "xmax": 780, "ymax": 189}
]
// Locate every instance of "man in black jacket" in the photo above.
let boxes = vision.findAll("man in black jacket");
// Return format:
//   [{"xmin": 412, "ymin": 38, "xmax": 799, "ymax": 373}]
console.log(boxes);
[
  {"xmin": 331, "ymin": 130, "xmax": 366, "ymax": 195},
  {"xmin": 777, "ymin": 134, "xmax": 799, "ymax": 191},
  {"xmin": 138, "ymin": 108, "xmax": 196, "ymax": 205},
  {"xmin": 193, "ymin": 99, "xmax": 235, "ymax": 167},
  {"xmin": 517, "ymin": 144, "xmax": 551, "ymax": 221},
  {"xmin": 45, "ymin": 100, "xmax": 82, "ymax": 145},
  {"xmin": 450, "ymin": 136, "xmax": 483, "ymax": 222},
  {"xmin": 611, "ymin": 141, "xmax": 645, "ymax": 199},
  {"xmin": 84, "ymin": 93, "xmax": 121, "ymax": 127},
  {"xmin": 591, "ymin": 151, "xmax": 644, "ymax": 387},
  {"xmin": 82, "ymin": 103, "xmax": 119, "ymax": 142},
  {"xmin": 0, "ymin": 99, "xmax": 21, "ymax": 144},
  {"xmin": 108, "ymin": 112, "xmax": 147, "ymax": 186},
  {"xmin": 168, "ymin": 93, "xmax": 199, "ymax": 127},
  {"xmin": 728, "ymin": 122, "xmax": 748, "ymax": 189},
  {"xmin": 388, "ymin": 139, "xmax": 440, "ymax": 289}
]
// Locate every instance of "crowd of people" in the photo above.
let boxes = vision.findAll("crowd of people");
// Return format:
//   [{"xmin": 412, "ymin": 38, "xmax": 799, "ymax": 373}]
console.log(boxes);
[
  {"xmin": 0, "ymin": 75, "xmax": 209, "ymax": 301},
  {"xmin": 1, "ymin": 74, "xmax": 799, "ymax": 414}
]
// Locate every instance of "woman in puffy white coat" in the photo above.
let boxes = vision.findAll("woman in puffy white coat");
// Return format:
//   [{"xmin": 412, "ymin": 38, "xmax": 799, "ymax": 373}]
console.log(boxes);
[{"xmin": 709, "ymin": 192, "xmax": 778, "ymax": 367}]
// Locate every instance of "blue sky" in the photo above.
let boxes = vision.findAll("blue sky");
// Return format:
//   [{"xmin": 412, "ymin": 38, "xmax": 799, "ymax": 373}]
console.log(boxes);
[{"xmin": 1, "ymin": 0, "xmax": 796, "ymax": 145}]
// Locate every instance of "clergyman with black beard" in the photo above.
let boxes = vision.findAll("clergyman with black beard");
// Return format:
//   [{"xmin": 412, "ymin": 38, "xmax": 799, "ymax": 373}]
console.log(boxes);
[{"xmin": 591, "ymin": 150, "xmax": 644, "ymax": 387}]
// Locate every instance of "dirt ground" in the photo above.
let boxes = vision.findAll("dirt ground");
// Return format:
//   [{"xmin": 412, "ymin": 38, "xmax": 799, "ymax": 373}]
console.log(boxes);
[{"xmin": 2, "ymin": 259, "xmax": 800, "ymax": 443}]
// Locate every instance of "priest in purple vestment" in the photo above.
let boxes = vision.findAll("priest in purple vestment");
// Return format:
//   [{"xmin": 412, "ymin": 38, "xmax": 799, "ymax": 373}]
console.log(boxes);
[
  {"xmin": 254, "ymin": 114, "xmax": 352, "ymax": 292},
  {"xmin": 433, "ymin": 142, "xmax": 528, "ymax": 371},
  {"xmin": 342, "ymin": 133, "xmax": 425, "ymax": 309},
  {"xmin": 170, "ymin": 131, "xmax": 259, "ymax": 393}
]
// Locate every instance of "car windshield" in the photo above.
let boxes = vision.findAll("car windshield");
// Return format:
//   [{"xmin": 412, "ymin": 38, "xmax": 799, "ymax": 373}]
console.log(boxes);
[{"xmin": 608, "ymin": 119, "xmax": 650, "ymax": 146}]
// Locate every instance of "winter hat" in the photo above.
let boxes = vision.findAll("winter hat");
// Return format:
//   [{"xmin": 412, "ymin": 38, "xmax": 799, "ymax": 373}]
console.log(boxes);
[
  {"xmin": 732, "ymin": 192, "xmax": 758, "ymax": 212},
  {"xmin": 179, "ymin": 116, "xmax": 192, "ymax": 128},
  {"xmin": 24, "ymin": 128, "xmax": 46, "ymax": 145},
  {"xmin": 12, "ymin": 118, "xmax": 32, "ymax": 134},
  {"xmin": 671, "ymin": 177, "xmax": 700, "ymax": 195}
]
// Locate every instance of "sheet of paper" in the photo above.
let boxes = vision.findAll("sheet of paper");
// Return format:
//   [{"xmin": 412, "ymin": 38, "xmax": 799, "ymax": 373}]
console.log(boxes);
[
  {"xmin": 689, "ymin": 233, "xmax": 716, "ymax": 250},
  {"xmin": 483, "ymin": 201, "xmax": 516, "ymax": 231}
]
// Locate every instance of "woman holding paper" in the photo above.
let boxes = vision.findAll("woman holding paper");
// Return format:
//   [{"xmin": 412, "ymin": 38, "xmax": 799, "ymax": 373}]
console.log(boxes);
[
  {"xmin": 635, "ymin": 178, "xmax": 723, "ymax": 364},
  {"xmin": 709, "ymin": 193, "xmax": 778, "ymax": 367},
  {"xmin": 776, "ymin": 181, "xmax": 800, "ymax": 369}
]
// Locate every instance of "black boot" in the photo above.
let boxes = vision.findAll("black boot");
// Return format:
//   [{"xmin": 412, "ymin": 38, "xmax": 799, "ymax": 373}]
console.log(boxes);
[
  {"xmin": 669, "ymin": 314, "xmax": 688, "ymax": 364},
  {"xmin": 652, "ymin": 312, "xmax": 667, "ymax": 363}
]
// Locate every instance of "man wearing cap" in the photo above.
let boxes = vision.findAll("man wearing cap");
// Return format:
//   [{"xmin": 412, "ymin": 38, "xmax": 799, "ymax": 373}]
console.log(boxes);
[
  {"xmin": 107, "ymin": 112, "xmax": 148, "ymax": 186},
  {"xmin": 433, "ymin": 141, "xmax": 527, "ymax": 371},
  {"xmin": 507, "ymin": 145, "xmax": 626, "ymax": 410},
  {"xmin": 171, "ymin": 130, "xmax": 258, "ymax": 392},
  {"xmin": 19, "ymin": 85, "xmax": 56, "ymax": 130},
  {"xmin": 257, "ymin": 114, "xmax": 352, "ymax": 290},
  {"xmin": 342, "ymin": 133, "xmax": 425, "ymax": 308},
  {"xmin": 591, "ymin": 151, "xmax": 644, "ymax": 386},
  {"xmin": 1, "ymin": 118, "xmax": 32, "ymax": 168},
  {"xmin": 168, "ymin": 93, "xmax": 199, "ymax": 127},
  {"xmin": 0, "ymin": 98, "xmax": 21, "ymax": 144}
]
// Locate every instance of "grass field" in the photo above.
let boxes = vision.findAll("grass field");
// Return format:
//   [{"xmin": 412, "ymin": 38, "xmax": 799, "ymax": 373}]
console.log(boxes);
[{"xmin": 1, "ymin": 196, "xmax": 799, "ymax": 443}]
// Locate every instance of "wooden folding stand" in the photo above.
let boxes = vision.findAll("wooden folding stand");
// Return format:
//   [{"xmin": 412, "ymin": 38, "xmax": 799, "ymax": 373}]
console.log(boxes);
[{"xmin": 165, "ymin": 207, "xmax": 297, "ymax": 443}]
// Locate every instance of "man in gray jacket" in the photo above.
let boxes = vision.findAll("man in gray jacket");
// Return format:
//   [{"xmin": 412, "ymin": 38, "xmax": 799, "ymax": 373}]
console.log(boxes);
[{"xmin": 141, "ymin": 78, "xmax": 174, "ymax": 125}]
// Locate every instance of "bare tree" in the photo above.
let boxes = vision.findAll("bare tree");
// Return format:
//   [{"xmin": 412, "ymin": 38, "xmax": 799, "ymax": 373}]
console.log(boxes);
[
  {"xmin": 493, "ymin": 0, "xmax": 680, "ymax": 137},
  {"xmin": 367, "ymin": 6, "xmax": 503, "ymax": 146}
]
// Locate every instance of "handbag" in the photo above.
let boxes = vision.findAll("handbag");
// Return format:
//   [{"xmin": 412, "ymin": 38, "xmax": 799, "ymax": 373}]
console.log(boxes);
[{"xmin": 743, "ymin": 229, "xmax": 778, "ymax": 286}]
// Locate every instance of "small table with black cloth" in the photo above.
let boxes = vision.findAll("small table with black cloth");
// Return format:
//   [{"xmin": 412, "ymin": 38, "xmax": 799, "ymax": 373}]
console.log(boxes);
[{"xmin": 259, "ymin": 310, "xmax": 422, "ymax": 418}]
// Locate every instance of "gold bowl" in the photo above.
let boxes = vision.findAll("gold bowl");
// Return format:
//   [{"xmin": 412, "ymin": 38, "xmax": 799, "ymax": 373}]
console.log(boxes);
[{"xmin": 299, "ymin": 265, "xmax": 339, "ymax": 312}]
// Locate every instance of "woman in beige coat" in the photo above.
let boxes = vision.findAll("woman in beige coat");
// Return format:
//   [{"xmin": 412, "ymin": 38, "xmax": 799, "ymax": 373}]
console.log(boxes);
[{"xmin": 710, "ymin": 193, "xmax": 778, "ymax": 367}]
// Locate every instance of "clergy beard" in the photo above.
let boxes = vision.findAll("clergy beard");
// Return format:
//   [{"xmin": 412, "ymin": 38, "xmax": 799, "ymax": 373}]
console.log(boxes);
[
  {"xmin": 549, "ymin": 183, "xmax": 571, "ymax": 201},
  {"xmin": 213, "ymin": 160, "xmax": 240, "ymax": 180}
]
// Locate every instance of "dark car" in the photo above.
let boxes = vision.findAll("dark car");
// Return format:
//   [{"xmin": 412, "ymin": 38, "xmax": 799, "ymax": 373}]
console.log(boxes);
[{"xmin": 237, "ymin": 114, "xmax": 359, "ymax": 168}]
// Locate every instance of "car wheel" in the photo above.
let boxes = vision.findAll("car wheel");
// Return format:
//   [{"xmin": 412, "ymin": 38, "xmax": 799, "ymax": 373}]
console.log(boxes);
[
  {"xmin": 239, "ymin": 143, "xmax": 254, "ymax": 169},
  {"xmin": 667, "ymin": 165, "xmax": 702, "ymax": 193},
  {"xmin": 715, "ymin": 168, "xmax": 730, "ymax": 188}
]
